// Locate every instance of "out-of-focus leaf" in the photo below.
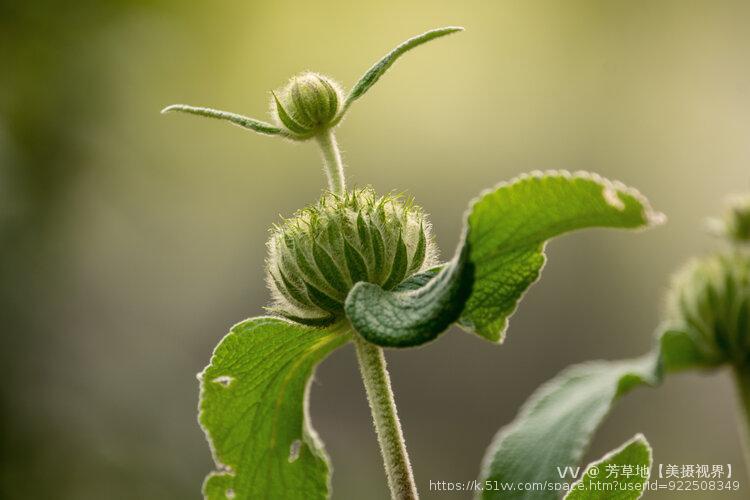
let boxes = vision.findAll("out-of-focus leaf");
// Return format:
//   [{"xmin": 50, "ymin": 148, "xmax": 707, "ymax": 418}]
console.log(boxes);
[
  {"xmin": 477, "ymin": 303, "xmax": 732, "ymax": 500},
  {"xmin": 478, "ymin": 353, "xmax": 660, "ymax": 500}
]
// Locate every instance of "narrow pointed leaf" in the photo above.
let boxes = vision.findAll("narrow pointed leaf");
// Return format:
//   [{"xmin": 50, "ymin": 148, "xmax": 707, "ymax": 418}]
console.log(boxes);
[
  {"xmin": 162, "ymin": 104, "xmax": 286, "ymax": 136},
  {"xmin": 344, "ymin": 171, "xmax": 662, "ymax": 348},
  {"xmin": 564, "ymin": 435, "xmax": 652, "ymax": 500},
  {"xmin": 304, "ymin": 279, "xmax": 344, "ymax": 311},
  {"xmin": 478, "ymin": 353, "xmax": 661, "ymax": 500},
  {"xmin": 277, "ymin": 268, "xmax": 314, "ymax": 310},
  {"xmin": 199, "ymin": 317, "xmax": 349, "ymax": 500},
  {"xmin": 344, "ymin": 238, "xmax": 369, "ymax": 284},
  {"xmin": 356, "ymin": 213, "xmax": 374, "ymax": 280},
  {"xmin": 312, "ymin": 241, "xmax": 349, "ymax": 294},
  {"xmin": 291, "ymin": 243, "xmax": 326, "ymax": 290},
  {"xmin": 343, "ymin": 26, "xmax": 463, "ymax": 111},
  {"xmin": 370, "ymin": 224, "xmax": 386, "ymax": 282},
  {"xmin": 408, "ymin": 224, "xmax": 427, "ymax": 274},
  {"xmin": 382, "ymin": 232, "xmax": 409, "ymax": 290},
  {"xmin": 271, "ymin": 92, "xmax": 309, "ymax": 135},
  {"xmin": 268, "ymin": 308, "xmax": 337, "ymax": 327}
]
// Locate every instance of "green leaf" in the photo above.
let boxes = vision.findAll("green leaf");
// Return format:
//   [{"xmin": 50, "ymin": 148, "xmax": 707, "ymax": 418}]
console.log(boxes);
[
  {"xmin": 161, "ymin": 104, "xmax": 287, "ymax": 137},
  {"xmin": 564, "ymin": 434, "xmax": 652, "ymax": 500},
  {"xmin": 345, "ymin": 240, "xmax": 473, "ymax": 347},
  {"xmin": 199, "ymin": 317, "xmax": 349, "ymax": 500},
  {"xmin": 344, "ymin": 171, "xmax": 663, "ymax": 348},
  {"xmin": 477, "ymin": 308, "xmax": 726, "ymax": 500},
  {"xmin": 343, "ymin": 26, "xmax": 463, "ymax": 112},
  {"xmin": 478, "ymin": 353, "xmax": 661, "ymax": 500},
  {"xmin": 394, "ymin": 268, "xmax": 440, "ymax": 291},
  {"xmin": 461, "ymin": 171, "xmax": 664, "ymax": 342}
]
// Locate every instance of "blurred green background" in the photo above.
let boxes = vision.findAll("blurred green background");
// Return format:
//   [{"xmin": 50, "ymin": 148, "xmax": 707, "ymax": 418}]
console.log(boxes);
[{"xmin": 2, "ymin": 0, "xmax": 750, "ymax": 498}]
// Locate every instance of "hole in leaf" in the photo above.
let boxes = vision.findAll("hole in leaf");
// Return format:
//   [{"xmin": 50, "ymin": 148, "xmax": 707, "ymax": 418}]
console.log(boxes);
[
  {"xmin": 212, "ymin": 375, "xmax": 234, "ymax": 387},
  {"xmin": 288, "ymin": 439, "xmax": 301, "ymax": 462},
  {"xmin": 225, "ymin": 488, "xmax": 235, "ymax": 499},
  {"xmin": 602, "ymin": 186, "xmax": 625, "ymax": 210}
]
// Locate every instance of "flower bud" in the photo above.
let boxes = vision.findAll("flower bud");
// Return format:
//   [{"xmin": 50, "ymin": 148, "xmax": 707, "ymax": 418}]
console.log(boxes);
[
  {"xmin": 265, "ymin": 188, "xmax": 438, "ymax": 325},
  {"xmin": 271, "ymin": 72, "xmax": 343, "ymax": 138},
  {"xmin": 723, "ymin": 195, "xmax": 750, "ymax": 243},
  {"xmin": 665, "ymin": 252, "xmax": 750, "ymax": 366}
]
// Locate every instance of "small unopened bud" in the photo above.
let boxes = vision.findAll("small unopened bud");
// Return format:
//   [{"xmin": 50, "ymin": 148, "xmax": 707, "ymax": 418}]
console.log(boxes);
[
  {"xmin": 665, "ymin": 252, "xmax": 750, "ymax": 366},
  {"xmin": 271, "ymin": 72, "xmax": 343, "ymax": 138},
  {"xmin": 265, "ymin": 188, "xmax": 438, "ymax": 325}
]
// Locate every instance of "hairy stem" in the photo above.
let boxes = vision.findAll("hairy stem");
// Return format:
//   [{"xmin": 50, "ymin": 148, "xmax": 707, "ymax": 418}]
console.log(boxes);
[
  {"xmin": 733, "ymin": 364, "xmax": 750, "ymax": 476},
  {"xmin": 354, "ymin": 335, "xmax": 419, "ymax": 500},
  {"xmin": 315, "ymin": 129, "xmax": 346, "ymax": 194},
  {"xmin": 319, "ymin": 131, "xmax": 416, "ymax": 497}
]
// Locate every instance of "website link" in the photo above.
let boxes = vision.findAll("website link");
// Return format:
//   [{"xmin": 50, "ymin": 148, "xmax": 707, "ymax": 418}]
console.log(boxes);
[{"xmin": 428, "ymin": 479, "xmax": 741, "ymax": 493}]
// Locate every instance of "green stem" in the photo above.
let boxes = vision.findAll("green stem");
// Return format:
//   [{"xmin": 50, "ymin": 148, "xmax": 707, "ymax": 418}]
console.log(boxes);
[
  {"xmin": 317, "ymin": 132, "xmax": 416, "ymax": 497},
  {"xmin": 733, "ymin": 364, "xmax": 750, "ymax": 476},
  {"xmin": 354, "ymin": 335, "xmax": 419, "ymax": 500},
  {"xmin": 315, "ymin": 129, "xmax": 346, "ymax": 194}
]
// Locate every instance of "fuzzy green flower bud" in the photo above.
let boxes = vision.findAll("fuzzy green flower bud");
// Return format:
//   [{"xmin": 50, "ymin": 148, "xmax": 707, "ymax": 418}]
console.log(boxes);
[
  {"xmin": 665, "ymin": 252, "xmax": 750, "ymax": 366},
  {"xmin": 271, "ymin": 72, "xmax": 343, "ymax": 138},
  {"xmin": 265, "ymin": 188, "xmax": 438, "ymax": 325},
  {"xmin": 723, "ymin": 194, "xmax": 750, "ymax": 243},
  {"xmin": 707, "ymin": 194, "xmax": 750, "ymax": 244}
]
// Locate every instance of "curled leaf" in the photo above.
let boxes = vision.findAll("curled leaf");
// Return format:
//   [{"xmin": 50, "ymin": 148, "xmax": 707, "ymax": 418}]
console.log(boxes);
[
  {"xmin": 344, "ymin": 171, "xmax": 664, "ymax": 348},
  {"xmin": 460, "ymin": 171, "xmax": 664, "ymax": 342},
  {"xmin": 345, "ymin": 238, "xmax": 473, "ymax": 347}
]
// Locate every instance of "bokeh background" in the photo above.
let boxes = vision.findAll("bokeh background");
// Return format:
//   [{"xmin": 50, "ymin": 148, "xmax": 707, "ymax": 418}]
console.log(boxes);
[{"xmin": 2, "ymin": 1, "xmax": 750, "ymax": 498}]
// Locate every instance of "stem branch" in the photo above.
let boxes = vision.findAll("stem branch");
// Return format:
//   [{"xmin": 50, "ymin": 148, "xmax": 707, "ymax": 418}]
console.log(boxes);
[
  {"xmin": 354, "ymin": 336, "xmax": 419, "ymax": 500},
  {"xmin": 733, "ymin": 364, "xmax": 750, "ymax": 476},
  {"xmin": 315, "ymin": 129, "xmax": 346, "ymax": 194}
]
